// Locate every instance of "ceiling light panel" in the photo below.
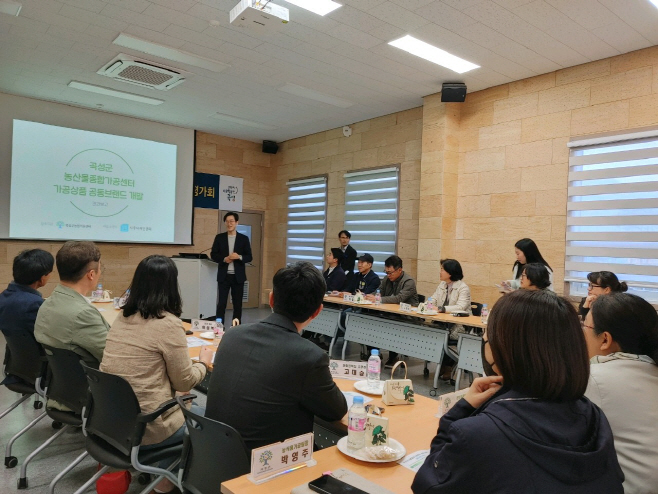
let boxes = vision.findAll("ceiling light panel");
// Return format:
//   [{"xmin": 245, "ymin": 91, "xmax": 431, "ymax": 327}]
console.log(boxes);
[
  {"xmin": 0, "ymin": 0, "xmax": 21, "ymax": 16},
  {"xmin": 278, "ymin": 83, "xmax": 353, "ymax": 108},
  {"xmin": 210, "ymin": 113, "xmax": 277, "ymax": 130},
  {"xmin": 284, "ymin": 0, "xmax": 341, "ymax": 16},
  {"xmin": 388, "ymin": 35, "xmax": 480, "ymax": 74},
  {"xmin": 68, "ymin": 81, "xmax": 164, "ymax": 105},
  {"xmin": 650, "ymin": 0, "xmax": 658, "ymax": 8}
]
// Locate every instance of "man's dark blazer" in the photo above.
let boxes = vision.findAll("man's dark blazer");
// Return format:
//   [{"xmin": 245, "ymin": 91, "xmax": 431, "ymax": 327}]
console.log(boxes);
[
  {"xmin": 347, "ymin": 269, "xmax": 381, "ymax": 295},
  {"xmin": 210, "ymin": 232, "xmax": 253, "ymax": 283},
  {"xmin": 0, "ymin": 282, "xmax": 44, "ymax": 339},
  {"xmin": 323, "ymin": 265, "xmax": 346, "ymax": 292},
  {"xmin": 340, "ymin": 245, "xmax": 357, "ymax": 274},
  {"xmin": 205, "ymin": 313, "xmax": 348, "ymax": 451}
]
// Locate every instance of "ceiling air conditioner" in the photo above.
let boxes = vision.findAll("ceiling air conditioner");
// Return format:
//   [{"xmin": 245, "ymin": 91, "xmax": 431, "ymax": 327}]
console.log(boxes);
[{"xmin": 97, "ymin": 54, "xmax": 186, "ymax": 91}]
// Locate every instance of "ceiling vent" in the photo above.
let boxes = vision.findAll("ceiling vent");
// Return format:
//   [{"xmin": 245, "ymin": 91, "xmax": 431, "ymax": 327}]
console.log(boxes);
[{"xmin": 97, "ymin": 54, "xmax": 186, "ymax": 91}]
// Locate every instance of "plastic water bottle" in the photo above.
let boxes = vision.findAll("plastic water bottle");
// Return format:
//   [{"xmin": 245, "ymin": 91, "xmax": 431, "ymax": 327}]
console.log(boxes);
[
  {"xmin": 346, "ymin": 396, "xmax": 367, "ymax": 450},
  {"xmin": 367, "ymin": 349, "xmax": 381, "ymax": 388},
  {"xmin": 481, "ymin": 304, "xmax": 489, "ymax": 325},
  {"xmin": 214, "ymin": 318, "xmax": 224, "ymax": 339},
  {"xmin": 374, "ymin": 289, "xmax": 382, "ymax": 305},
  {"xmin": 426, "ymin": 297, "xmax": 435, "ymax": 311},
  {"xmin": 95, "ymin": 283, "xmax": 103, "ymax": 299}
]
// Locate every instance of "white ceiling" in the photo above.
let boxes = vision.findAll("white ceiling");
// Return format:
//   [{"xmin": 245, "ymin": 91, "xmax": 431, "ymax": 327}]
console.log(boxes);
[{"xmin": 0, "ymin": 0, "xmax": 656, "ymax": 142}]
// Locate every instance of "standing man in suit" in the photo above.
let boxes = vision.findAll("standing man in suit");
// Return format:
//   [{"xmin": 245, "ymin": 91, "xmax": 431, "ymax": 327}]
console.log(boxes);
[
  {"xmin": 338, "ymin": 230, "xmax": 357, "ymax": 290},
  {"xmin": 205, "ymin": 262, "xmax": 347, "ymax": 451},
  {"xmin": 211, "ymin": 211, "xmax": 253, "ymax": 325}
]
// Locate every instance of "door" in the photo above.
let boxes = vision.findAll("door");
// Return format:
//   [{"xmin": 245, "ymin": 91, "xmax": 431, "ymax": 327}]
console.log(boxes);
[{"xmin": 218, "ymin": 210, "xmax": 263, "ymax": 309}]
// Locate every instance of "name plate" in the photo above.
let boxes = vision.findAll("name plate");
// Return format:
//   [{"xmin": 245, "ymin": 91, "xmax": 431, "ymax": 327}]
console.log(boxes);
[
  {"xmin": 191, "ymin": 319, "xmax": 221, "ymax": 332},
  {"xmin": 329, "ymin": 360, "xmax": 368, "ymax": 381},
  {"xmin": 399, "ymin": 302, "xmax": 412, "ymax": 312},
  {"xmin": 343, "ymin": 294, "xmax": 354, "ymax": 302},
  {"xmin": 248, "ymin": 433, "xmax": 316, "ymax": 484}
]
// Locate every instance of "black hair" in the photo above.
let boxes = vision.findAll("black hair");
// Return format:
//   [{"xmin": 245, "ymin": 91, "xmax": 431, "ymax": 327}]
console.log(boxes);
[
  {"xmin": 223, "ymin": 211, "xmax": 239, "ymax": 222},
  {"xmin": 488, "ymin": 290, "xmax": 589, "ymax": 401},
  {"xmin": 384, "ymin": 255, "xmax": 403, "ymax": 270},
  {"xmin": 12, "ymin": 249, "xmax": 54, "ymax": 286},
  {"xmin": 513, "ymin": 238, "xmax": 551, "ymax": 278},
  {"xmin": 273, "ymin": 262, "xmax": 326, "ymax": 323},
  {"xmin": 522, "ymin": 263, "xmax": 551, "ymax": 289},
  {"xmin": 329, "ymin": 248, "xmax": 344, "ymax": 261},
  {"xmin": 56, "ymin": 241, "xmax": 101, "ymax": 283},
  {"xmin": 122, "ymin": 255, "xmax": 182, "ymax": 319},
  {"xmin": 440, "ymin": 259, "xmax": 464, "ymax": 281},
  {"xmin": 338, "ymin": 230, "xmax": 351, "ymax": 239},
  {"xmin": 590, "ymin": 293, "xmax": 658, "ymax": 363},
  {"xmin": 587, "ymin": 271, "xmax": 628, "ymax": 292}
]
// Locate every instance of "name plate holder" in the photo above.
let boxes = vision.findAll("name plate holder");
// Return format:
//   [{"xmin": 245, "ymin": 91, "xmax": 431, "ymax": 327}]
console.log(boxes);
[
  {"xmin": 399, "ymin": 303, "xmax": 412, "ymax": 312},
  {"xmin": 248, "ymin": 433, "xmax": 316, "ymax": 485},
  {"xmin": 329, "ymin": 359, "xmax": 368, "ymax": 381},
  {"xmin": 191, "ymin": 319, "xmax": 221, "ymax": 332},
  {"xmin": 343, "ymin": 294, "xmax": 354, "ymax": 302}
]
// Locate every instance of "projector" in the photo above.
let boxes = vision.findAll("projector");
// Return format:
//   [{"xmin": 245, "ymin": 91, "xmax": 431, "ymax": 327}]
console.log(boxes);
[{"xmin": 230, "ymin": 0, "xmax": 289, "ymax": 34}]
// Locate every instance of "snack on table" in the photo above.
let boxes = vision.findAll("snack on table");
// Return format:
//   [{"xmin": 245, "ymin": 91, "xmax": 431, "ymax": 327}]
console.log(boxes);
[{"xmin": 363, "ymin": 445, "xmax": 399, "ymax": 460}]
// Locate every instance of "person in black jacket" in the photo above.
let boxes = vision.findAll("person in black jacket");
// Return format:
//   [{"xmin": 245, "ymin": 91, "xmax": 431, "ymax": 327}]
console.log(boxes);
[
  {"xmin": 210, "ymin": 211, "xmax": 252, "ymax": 324},
  {"xmin": 205, "ymin": 262, "xmax": 347, "ymax": 451},
  {"xmin": 343, "ymin": 254, "xmax": 380, "ymax": 295},
  {"xmin": 412, "ymin": 290, "xmax": 624, "ymax": 494},
  {"xmin": 323, "ymin": 248, "xmax": 346, "ymax": 292},
  {"xmin": 338, "ymin": 230, "xmax": 357, "ymax": 290}
]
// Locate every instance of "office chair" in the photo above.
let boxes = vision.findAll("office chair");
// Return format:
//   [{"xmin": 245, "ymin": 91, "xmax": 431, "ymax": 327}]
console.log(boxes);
[
  {"xmin": 177, "ymin": 397, "xmax": 250, "ymax": 494},
  {"xmin": 2, "ymin": 332, "xmax": 48, "ymax": 469},
  {"xmin": 62, "ymin": 363, "xmax": 188, "ymax": 494}
]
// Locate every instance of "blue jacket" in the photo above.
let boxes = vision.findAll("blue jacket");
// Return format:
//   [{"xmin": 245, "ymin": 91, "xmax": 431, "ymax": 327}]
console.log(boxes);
[
  {"xmin": 323, "ymin": 265, "xmax": 346, "ymax": 292},
  {"xmin": 0, "ymin": 282, "xmax": 44, "ymax": 338},
  {"xmin": 347, "ymin": 270, "xmax": 381, "ymax": 295},
  {"xmin": 412, "ymin": 388, "xmax": 624, "ymax": 494}
]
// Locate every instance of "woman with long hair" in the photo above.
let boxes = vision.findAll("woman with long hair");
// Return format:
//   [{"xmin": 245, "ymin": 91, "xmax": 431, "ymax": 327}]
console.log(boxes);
[{"xmin": 503, "ymin": 238, "xmax": 553, "ymax": 291}]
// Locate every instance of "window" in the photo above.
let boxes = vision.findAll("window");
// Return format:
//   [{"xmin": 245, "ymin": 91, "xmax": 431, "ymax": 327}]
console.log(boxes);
[
  {"xmin": 566, "ymin": 134, "xmax": 658, "ymax": 302},
  {"xmin": 286, "ymin": 177, "xmax": 327, "ymax": 271},
  {"xmin": 344, "ymin": 167, "xmax": 399, "ymax": 276}
]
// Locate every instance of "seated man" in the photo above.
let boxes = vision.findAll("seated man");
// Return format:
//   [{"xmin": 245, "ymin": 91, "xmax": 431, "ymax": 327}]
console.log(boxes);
[
  {"xmin": 35, "ymin": 241, "xmax": 109, "ymax": 369},
  {"xmin": 323, "ymin": 248, "xmax": 346, "ymax": 292},
  {"xmin": 343, "ymin": 254, "xmax": 381, "ymax": 295},
  {"xmin": 0, "ymin": 249, "xmax": 54, "ymax": 384},
  {"xmin": 366, "ymin": 255, "xmax": 419, "ymax": 367},
  {"xmin": 205, "ymin": 262, "xmax": 348, "ymax": 451}
]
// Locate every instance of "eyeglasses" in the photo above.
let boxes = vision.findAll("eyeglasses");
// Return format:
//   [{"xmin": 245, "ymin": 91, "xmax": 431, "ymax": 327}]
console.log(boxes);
[
  {"xmin": 384, "ymin": 268, "xmax": 400, "ymax": 275},
  {"xmin": 588, "ymin": 283, "xmax": 602, "ymax": 289}
]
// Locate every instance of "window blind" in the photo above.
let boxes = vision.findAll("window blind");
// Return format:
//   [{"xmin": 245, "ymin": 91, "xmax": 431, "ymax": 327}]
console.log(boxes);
[
  {"xmin": 566, "ymin": 137, "xmax": 658, "ymax": 301},
  {"xmin": 344, "ymin": 167, "xmax": 399, "ymax": 276},
  {"xmin": 286, "ymin": 177, "xmax": 327, "ymax": 271}
]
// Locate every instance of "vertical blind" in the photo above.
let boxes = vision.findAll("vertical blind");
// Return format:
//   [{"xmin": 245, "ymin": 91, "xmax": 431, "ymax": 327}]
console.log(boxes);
[
  {"xmin": 286, "ymin": 177, "xmax": 327, "ymax": 271},
  {"xmin": 566, "ymin": 136, "xmax": 658, "ymax": 301},
  {"xmin": 344, "ymin": 167, "xmax": 399, "ymax": 276}
]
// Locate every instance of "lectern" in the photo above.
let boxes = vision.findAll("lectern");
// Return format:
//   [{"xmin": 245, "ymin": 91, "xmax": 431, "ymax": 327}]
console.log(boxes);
[{"xmin": 171, "ymin": 258, "xmax": 217, "ymax": 320}]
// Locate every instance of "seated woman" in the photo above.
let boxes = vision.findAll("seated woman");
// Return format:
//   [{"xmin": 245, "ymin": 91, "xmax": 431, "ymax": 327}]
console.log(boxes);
[
  {"xmin": 584, "ymin": 293, "xmax": 658, "ymax": 494},
  {"xmin": 100, "ymin": 255, "xmax": 208, "ymax": 493},
  {"xmin": 430, "ymin": 259, "xmax": 471, "ymax": 315},
  {"xmin": 578, "ymin": 271, "xmax": 627, "ymax": 318},
  {"xmin": 412, "ymin": 290, "xmax": 623, "ymax": 494},
  {"xmin": 519, "ymin": 262, "xmax": 551, "ymax": 291}
]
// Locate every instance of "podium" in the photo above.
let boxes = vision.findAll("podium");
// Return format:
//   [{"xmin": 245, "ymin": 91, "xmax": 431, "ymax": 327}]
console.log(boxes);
[{"xmin": 171, "ymin": 258, "xmax": 217, "ymax": 320}]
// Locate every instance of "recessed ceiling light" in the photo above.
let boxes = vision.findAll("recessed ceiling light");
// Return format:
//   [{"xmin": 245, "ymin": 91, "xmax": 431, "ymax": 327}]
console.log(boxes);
[
  {"xmin": 68, "ymin": 81, "xmax": 164, "ymax": 105},
  {"xmin": 0, "ymin": 1, "xmax": 22, "ymax": 16},
  {"xmin": 284, "ymin": 0, "xmax": 341, "ymax": 16},
  {"xmin": 650, "ymin": 0, "xmax": 658, "ymax": 8},
  {"xmin": 278, "ymin": 83, "xmax": 353, "ymax": 108},
  {"xmin": 209, "ymin": 113, "xmax": 277, "ymax": 130},
  {"xmin": 113, "ymin": 33, "xmax": 229, "ymax": 73},
  {"xmin": 388, "ymin": 35, "xmax": 479, "ymax": 74}
]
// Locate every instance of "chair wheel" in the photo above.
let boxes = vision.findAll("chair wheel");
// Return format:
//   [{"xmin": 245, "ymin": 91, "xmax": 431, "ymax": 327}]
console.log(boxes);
[
  {"xmin": 429, "ymin": 388, "xmax": 437, "ymax": 397},
  {"xmin": 52, "ymin": 421, "xmax": 63, "ymax": 429},
  {"xmin": 5, "ymin": 456, "xmax": 18, "ymax": 468},
  {"xmin": 17, "ymin": 477, "xmax": 28, "ymax": 489},
  {"xmin": 34, "ymin": 401, "xmax": 43, "ymax": 409},
  {"xmin": 137, "ymin": 473, "xmax": 151, "ymax": 485},
  {"xmin": 423, "ymin": 368, "xmax": 429, "ymax": 377}
]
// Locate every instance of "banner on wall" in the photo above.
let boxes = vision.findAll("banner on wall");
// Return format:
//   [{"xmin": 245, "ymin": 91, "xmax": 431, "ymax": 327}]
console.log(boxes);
[
  {"xmin": 218, "ymin": 175, "xmax": 243, "ymax": 212},
  {"xmin": 193, "ymin": 172, "xmax": 219, "ymax": 209}
]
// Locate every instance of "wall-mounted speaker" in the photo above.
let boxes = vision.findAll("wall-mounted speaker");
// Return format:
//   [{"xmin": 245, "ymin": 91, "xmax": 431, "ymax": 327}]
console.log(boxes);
[
  {"xmin": 440, "ymin": 83, "xmax": 467, "ymax": 103},
  {"xmin": 262, "ymin": 140, "xmax": 279, "ymax": 154}
]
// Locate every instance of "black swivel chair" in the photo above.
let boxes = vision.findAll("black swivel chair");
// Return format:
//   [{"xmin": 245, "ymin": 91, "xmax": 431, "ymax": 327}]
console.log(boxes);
[
  {"xmin": 2, "ymin": 333, "xmax": 47, "ymax": 469},
  {"xmin": 177, "ymin": 397, "xmax": 250, "ymax": 494},
  {"xmin": 17, "ymin": 344, "xmax": 90, "ymax": 490},
  {"xmin": 66, "ymin": 363, "xmax": 187, "ymax": 494}
]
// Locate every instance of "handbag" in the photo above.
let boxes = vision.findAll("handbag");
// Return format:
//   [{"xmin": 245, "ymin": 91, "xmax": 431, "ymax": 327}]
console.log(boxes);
[
  {"xmin": 96, "ymin": 469, "xmax": 131, "ymax": 494},
  {"xmin": 381, "ymin": 361, "xmax": 415, "ymax": 406}
]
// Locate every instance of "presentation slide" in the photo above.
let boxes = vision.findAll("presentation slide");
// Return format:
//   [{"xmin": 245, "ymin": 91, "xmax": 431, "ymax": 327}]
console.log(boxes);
[{"xmin": 10, "ymin": 120, "xmax": 178, "ymax": 243}]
